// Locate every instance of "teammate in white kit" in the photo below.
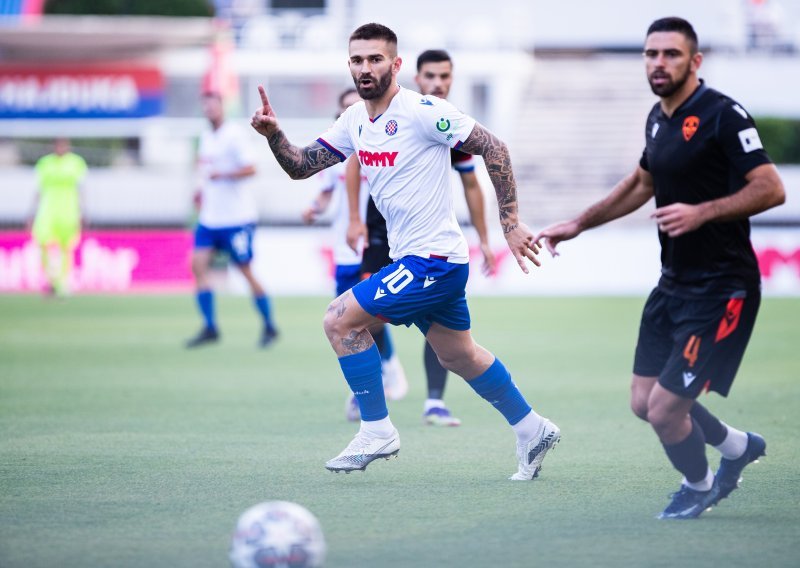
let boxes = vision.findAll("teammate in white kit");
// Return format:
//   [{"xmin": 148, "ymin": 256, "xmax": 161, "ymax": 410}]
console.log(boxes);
[
  {"xmin": 187, "ymin": 91, "xmax": 279, "ymax": 348},
  {"xmin": 303, "ymin": 89, "xmax": 370, "ymax": 297},
  {"xmin": 251, "ymin": 23, "xmax": 560, "ymax": 479}
]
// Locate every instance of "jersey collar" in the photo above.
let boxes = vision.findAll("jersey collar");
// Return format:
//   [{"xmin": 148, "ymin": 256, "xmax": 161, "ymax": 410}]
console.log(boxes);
[
  {"xmin": 660, "ymin": 79, "xmax": 708, "ymax": 119},
  {"xmin": 367, "ymin": 83, "xmax": 402, "ymax": 123}
]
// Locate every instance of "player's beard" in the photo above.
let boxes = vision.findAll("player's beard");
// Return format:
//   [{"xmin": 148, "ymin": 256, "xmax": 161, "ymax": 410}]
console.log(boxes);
[
  {"xmin": 648, "ymin": 64, "xmax": 691, "ymax": 98},
  {"xmin": 353, "ymin": 68, "xmax": 393, "ymax": 100}
]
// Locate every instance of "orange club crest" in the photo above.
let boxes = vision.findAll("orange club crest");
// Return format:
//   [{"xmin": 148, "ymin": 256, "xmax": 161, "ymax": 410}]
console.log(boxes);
[{"xmin": 682, "ymin": 115, "xmax": 700, "ymax": 141}]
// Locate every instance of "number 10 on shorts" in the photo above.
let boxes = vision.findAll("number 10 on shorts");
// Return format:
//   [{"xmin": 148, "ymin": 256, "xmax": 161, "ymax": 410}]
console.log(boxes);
[{"xmin": 382, "ymin": 263, "xmax": 414, "ymax": 294}]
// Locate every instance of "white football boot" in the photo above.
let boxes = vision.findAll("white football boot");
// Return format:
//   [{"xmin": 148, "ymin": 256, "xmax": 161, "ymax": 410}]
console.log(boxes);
[
  {"xmin": 325, "ymin": 429, "xmax": 400, "ymax": 473},
  {"xmin": 509, "ymin": 419, "xmax": 561, "ymax": 480}
]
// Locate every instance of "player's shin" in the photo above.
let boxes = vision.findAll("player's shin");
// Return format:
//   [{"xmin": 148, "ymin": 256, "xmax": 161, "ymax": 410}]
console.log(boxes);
[
  {"xmin": 338, "ymin": 344, "xmax": 389, "ymax": 425},
  {"xmin": 662, "ymin": 418, "xmax": 712, "ymax": 490},
  {"xmin": 689, "ymin": 402, "xmax": 727, "ymax": 445},
  {"xmin": 466, "ymin": 357, "xmax": 537, "ymax": 429}
]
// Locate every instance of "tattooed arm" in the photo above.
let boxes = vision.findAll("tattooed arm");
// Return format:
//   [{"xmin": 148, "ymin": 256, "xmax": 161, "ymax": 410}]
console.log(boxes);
[
  {"xmin": 459, "ymin": 123, "xmax": 541, "ymax": 273},
  {"xmin": 265, "ymin": 133, "xmax": 342, "ymax": 180},
  {"xmin": 251, "ymin": 85, "xmax": 342, "ymax": 179},
  {"xmin": 459, "ymin": 123, "xmax": 519, "ymax": 234}
]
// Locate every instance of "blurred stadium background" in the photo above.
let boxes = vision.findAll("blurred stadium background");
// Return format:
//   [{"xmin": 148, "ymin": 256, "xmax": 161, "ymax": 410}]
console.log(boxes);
[
  {"xmin": 0, "ymin": 0, "xmax": 797, "ymax": 296},
  {"xmin": 2, "ymin": 3, "xmax": 800, "ymax": 567}
]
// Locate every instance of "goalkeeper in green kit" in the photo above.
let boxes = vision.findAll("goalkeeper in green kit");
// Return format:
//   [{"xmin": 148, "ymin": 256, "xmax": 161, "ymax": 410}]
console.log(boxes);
[{"xmin": 29, "ymin": 138, "xmax": 88, "ymax": 296}]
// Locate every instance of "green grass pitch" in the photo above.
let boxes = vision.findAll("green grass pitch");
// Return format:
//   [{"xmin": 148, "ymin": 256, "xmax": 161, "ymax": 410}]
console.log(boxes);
[{"xmin": 1, "ymin": 294, "xmax": 799, "ymax": 567}]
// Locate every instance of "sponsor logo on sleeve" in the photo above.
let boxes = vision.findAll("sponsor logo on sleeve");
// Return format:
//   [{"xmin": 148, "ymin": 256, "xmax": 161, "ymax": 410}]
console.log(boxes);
[
  {"xmin": 436, "ymin": 118, "xmax": 451, "ymax": 132},
  {"xmin": 738, "ymin": 128, "xmax": 763, "ymax": 153}
]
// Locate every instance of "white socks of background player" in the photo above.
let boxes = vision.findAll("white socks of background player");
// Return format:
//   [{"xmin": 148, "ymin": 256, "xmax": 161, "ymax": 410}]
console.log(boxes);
[{"xmin": 714, "ymin": 422, "xmax": 749, "ymax": 460}]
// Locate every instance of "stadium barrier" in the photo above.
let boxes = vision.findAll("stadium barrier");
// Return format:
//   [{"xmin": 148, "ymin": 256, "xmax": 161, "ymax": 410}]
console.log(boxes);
[{"xmin": 1, "ymin": 227, "xmax": 798, "ymax": 296}]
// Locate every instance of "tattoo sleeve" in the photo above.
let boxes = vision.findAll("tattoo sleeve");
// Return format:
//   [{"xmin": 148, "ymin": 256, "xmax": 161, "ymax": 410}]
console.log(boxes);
[
  {"xmin": 459, "ymin": 123, "xmax": 519, "ymax": 233},
  {"xmin": 266, "ymin": 133, "xmax": 342, "ymax": 180}
]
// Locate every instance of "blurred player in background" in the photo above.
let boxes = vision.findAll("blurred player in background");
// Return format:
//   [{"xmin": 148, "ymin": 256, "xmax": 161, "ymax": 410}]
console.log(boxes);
[
  {"xmin": 303, "ymin": 89, "xmax": 368, "ymax": 298},
  {"xmin": 186, "ymin": 91, "xmax": 279, "ymax": 349},
  {"xmin": 29, "ymin": 138, "xmax": 87, "ymax": 297},
  {"xmin": 537, "ymin": 17, "xmax": 785, "ymax": 519},
  {"xmin": 252, "ymin": 23, "xmax": 560, "ymax": 480},
  {"xmin": 303, "ymin": 88, "xmax": 402, "ymax": 421},
  {"xmin": 346, "ymin": 48, "xmax": 496, "ymax": 426}
]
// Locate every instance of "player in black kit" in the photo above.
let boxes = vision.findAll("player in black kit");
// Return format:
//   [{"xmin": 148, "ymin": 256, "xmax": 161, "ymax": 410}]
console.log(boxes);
[
  {"xmin": 536, "ymin": 17, "xmax": 785, "ymax": 519},
  {"xmin": 348, "ymin": 49, "xmax": 496, "ymax": 426}
]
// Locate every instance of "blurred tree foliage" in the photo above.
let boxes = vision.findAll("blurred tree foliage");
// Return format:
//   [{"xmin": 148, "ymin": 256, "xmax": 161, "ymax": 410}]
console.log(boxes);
[
  {"xmin": 44, "ymin": 0, "xmax": 213, "ymax": 17},
  {"xmin": 755, "ymin": 117, "xmax": 800, "ymax": 164}
]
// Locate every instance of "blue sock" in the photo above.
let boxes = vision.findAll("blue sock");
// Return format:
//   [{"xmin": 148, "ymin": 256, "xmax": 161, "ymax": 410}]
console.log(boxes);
[
  {"xmin": 374, "ymin": 326, "xmax": 394, "ymax": 361},
  {"xmin": 339, "ymin": 344, "xmax": 387, "ymax": 421},
  {"xmin": 253, "ymin": 294, "xmax": 275, "ymax": 331},
  {"xmin": 467, "ymin": 358, "xmax": 531, "ymax": 425},
  {"xmin": 196, "ymin": 290, "xmax": 216, "ymax": 330}
]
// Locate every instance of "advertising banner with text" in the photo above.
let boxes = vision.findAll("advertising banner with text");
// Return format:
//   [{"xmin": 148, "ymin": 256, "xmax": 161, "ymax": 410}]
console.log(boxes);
[
  {"xmin": 0, "ymin": 64, "xmax": 164, "ymax": 119},
  {"xmin": 1, "ymin": 227, "xmax": 798, "ymax": 296}
]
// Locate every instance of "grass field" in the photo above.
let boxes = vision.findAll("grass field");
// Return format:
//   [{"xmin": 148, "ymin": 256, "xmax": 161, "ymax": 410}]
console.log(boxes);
[{"xmin": 1, "ymin": 294, "xmax": 799, "ymax": 568}]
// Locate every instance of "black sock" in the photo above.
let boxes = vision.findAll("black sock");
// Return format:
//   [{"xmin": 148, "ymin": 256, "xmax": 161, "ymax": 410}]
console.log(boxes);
[
  {"xmin": 424, "ymin": 341, "xmax": 448, "ymax": 400},
  {"xmin": 373, "ymin": 327, "xmax": 387, "ymax": 356},
  {"xmin": 690, "ymin": 402, "xmax": 728, "ymax": 446},
  {"xmin": 662, "ymin": 418, "xmax": 709, "ymax": 484}
]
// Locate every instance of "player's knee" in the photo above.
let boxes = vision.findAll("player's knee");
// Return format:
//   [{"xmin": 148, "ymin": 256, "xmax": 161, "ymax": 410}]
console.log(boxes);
[
  {"xmin": 191, "ymin": 256, "xmax": 207, "ymax": 279},
  {"xmin": 322, "ymin": 304, "xmax": 356, "ymax": 345},
  {"xmin": 630, "ymin": 397, "xmax": 649, "ymax": 422},
  {"xmin": 433, "ymin": 346, "xmax": 479, "ymax": 377},
  {"xmin": 435, "ymin": 352, "xmax": 459, "ymax": 373},
  {"xmin": 646, "ymin": 405, "xmax": 673, "ymax": 433},
  {"xmin": 322, "ymin": 307, "xmax": 341, "ymax": 342}
]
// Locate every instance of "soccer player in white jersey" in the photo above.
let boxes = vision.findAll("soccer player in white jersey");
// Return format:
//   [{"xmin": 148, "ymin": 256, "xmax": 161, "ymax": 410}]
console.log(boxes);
[
  {"xmin": 251, "ymin": 23, "xmax": 560, "ymax": 479},
  {"xmin": 187, "ymin": 91, "xmax": 279, "ymax": 349},
  {"xmin": 346, "ymin": 49, "xmax": 498, "ymax": 427}
]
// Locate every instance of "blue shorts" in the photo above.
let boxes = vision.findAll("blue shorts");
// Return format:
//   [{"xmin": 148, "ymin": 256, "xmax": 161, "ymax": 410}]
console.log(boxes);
[
  {"xmin": 335, "ymin": 263, "xmax": 362, "ymax": 297},
  {"xmin": 194, "ymin": 223, "xmax": 256, "ymax": 265},
  {"xmin": 352, "ymin": 255, "xmax": 470, "ymax": 335}
]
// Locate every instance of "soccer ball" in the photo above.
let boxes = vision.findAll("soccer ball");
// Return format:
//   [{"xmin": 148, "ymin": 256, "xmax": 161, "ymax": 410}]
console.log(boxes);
[{"xmin": 229, "ymin": 501, "xmax": 326, "ymax": 568}]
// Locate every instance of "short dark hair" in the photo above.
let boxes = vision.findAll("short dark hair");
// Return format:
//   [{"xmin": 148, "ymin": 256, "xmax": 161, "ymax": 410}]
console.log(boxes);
[
  {"xmin": 349, "ymin": 23, "xmax": 398, "ymax": 46},
  {"xmin": 338, "ymin": 88, "xmax": 358, "ymax": 108},
  {"xmin": 416, "ymin": 49, "xmax": 451, "ymax": 72},
  {"xmin": 647, "ymin": 17, "xmax": 699, "ymax": 53}
]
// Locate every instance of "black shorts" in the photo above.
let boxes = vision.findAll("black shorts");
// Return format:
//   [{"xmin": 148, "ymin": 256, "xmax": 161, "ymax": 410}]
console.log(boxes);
[
  {"xmin": 633, "ymin": 287, "xmax": 760, "ymax": 398},
  {"xmin": 360, "ymin": 196, "xmax": 391, "ymax": 277},
  {"xmin": 360, "ymin": 241, "xmax": 391, "ymax": 277}
]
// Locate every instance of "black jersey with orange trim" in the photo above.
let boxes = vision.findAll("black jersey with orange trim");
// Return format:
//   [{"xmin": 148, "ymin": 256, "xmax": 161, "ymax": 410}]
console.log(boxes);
[{"xmin": 639, "ymin": 81, "xmax": 772, "ymax": 298}]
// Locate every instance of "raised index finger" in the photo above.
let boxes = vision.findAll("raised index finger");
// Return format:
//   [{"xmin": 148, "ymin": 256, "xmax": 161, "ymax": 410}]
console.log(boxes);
[{"xmin": 258, "ymin": 85, "xmax": 269, "ymax": 109}]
